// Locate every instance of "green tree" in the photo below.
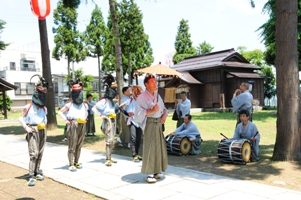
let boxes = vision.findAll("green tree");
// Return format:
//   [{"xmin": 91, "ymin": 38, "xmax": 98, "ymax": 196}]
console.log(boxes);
[
  {"xmin": 103, "ymin": 0, "xmax": 153, "ymax": 85},
  {"xmin": 65, "ymin": 68, "xmax": 94, "ymax": 95},
  {"xmin": 259, "ymin": 66, "xmax": 276, "ymax": 105},
  {"xmin": 0, "ymin": 94, "xmax": 12, "ymax": 116},
  {"xmin": 173, "ymin": 19, "xmax": 196, "ymax": 64},
  {"xmin": 195, "ymin": 41, "xmax": 214, "ymax": 55},
  {"xmin": 0, "ymin": 20, "xmax": 9, "ymax": 54},
  {"xmin": 257, "ymin": 0, "xmax": 301, "ymax": 70},
  {"xmin": 84, "ymin": 5, "xmax": 107, "ymax": 98},
  {"xmin": 237, "ymin": 46, "xmax": 276, "ymax": 104},
  {"xmin": 254, "ymin": 0, "xmax": 301, "ymax": 160},
  {"xmin": 52, "ymin": 0, "xmax": 85, "ymax": 86}
]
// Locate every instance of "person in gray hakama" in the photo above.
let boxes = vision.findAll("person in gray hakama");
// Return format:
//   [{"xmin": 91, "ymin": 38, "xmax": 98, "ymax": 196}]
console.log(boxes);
[
  {"xmin": 175, "ymin": 91, "xmax": 191, "ymax": 128},
  {"xmin": 231, "ymin": 82, "xmax": 253, "ymax": 125},
  {"xmin": 169, "ymin": 114, "xmax": 202, "ymax": 155},
  {"xmin": 233, "ymin": 109, "xmax": 260, "ymax": 162},
  {"xmin": 135, "ymin": 75, "xmax": 168, "ymax": 183}
]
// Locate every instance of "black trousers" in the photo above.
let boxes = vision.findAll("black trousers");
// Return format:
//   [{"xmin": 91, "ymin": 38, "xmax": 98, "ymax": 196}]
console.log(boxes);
[{"xmin": 129, "ymin": 123, "xmax": 143, "ymax": 156}]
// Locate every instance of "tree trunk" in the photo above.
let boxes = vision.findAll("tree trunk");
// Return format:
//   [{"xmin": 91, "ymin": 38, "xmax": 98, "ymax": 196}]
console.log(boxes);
[
  {"xmin": 2, "ymin": 91, "xmax": 7, "ymax": 119},
  {"xmin": 135, "ymin": 74, "xmax": 138, "ymax": 85},
  {"xmin": 127, "ymin": 52, "xmax": 132, "ymax": 85},
  {"xmin": 272, "ymin": 0, "xmax": 301, "ymax": 160},
  {"xmin": 109, "ymin": 0, "xmax": 123, "ymax": 134},
  {"xmin": 38, "ymin": 19, "xmax": 58, "ymax": 130},
  {"xmin": 98, "ymin": 55, "xmax": 102, "ymax": 99}
]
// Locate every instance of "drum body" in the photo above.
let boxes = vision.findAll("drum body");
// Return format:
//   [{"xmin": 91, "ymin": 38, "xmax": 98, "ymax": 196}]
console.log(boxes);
[
  {"xmin": 165, "ymin": 135, "xmax": 192, "ymax": 155},
  {"xmin": 217, "ymin": 138, "xmax": 251, "ymax": 164}
]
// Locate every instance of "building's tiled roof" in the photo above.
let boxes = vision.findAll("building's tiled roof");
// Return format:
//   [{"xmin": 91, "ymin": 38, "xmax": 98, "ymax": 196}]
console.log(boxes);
[
  {"xmin": 227, "ymin": 72, "xmax": 264, "ymax": 79},
  {"xmin": 0, "ymin": 78, "xmax": 18, "ymax": 91},
  {"xmin": 171, "ymin": 48, "xmax": 261, "ymax": 71},
  {"xmin": 179, "ymin": 71, "xmax": 202, "ymax": 84}
]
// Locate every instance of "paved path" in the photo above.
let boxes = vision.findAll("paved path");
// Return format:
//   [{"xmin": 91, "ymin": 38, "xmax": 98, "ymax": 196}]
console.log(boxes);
[{"xmin": 0, "ymin": 134, "xmax": 300, "ymax": 200}]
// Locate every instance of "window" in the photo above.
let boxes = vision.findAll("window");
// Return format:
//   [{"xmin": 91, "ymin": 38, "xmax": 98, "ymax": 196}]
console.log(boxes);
[
  {"xmin": 20, "ymin": 60, "xmax": 36, "ymax": 71},
  {"xmin": 10, "ymin": 62, "xmax": 16, "ymax": 70},
  {"xmin": 27, "ymin": 83, "xmax": 34, "ymax": 95},
  {"xmin": 92, "ymin": 81, "xmax": 98, "ymax": 90},
  {"xmin": 14, "ymin": 82, "xmax": 21, "ymax": 95},
  {"xmin": 53, "ymin": 82, "xmax": 58, "ymax": 93},
  {"xmin": 14, "ymin": 82, "xmax": 36, "ymax": 95}
]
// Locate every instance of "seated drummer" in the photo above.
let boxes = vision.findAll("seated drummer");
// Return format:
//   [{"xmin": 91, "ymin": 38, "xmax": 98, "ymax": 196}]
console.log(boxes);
[
  {"xmin": 233, "ymin": 109, "xmax": 260, "ymax": 162},
  {"xmin": 169, "ymin": 114, "xmax": 201, "ymax": 141}
]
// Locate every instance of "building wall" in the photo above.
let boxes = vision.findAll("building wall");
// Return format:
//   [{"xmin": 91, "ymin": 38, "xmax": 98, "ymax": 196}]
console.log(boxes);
[{"xmin": 0, "ymin": 46, "xmax": 42, "ymax": 108}]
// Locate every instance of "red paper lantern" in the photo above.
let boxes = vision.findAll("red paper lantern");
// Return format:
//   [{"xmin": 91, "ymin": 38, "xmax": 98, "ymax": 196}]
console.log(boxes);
[{"xmin": 30, "ymin": 0, "xmax": 51, "ymax": 20}]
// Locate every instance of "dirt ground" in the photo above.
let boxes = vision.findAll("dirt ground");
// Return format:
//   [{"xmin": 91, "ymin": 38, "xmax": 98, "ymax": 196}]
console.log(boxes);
[{"xmin": 0, "ymin": 161, "xmax": 103, "ymax": 200}]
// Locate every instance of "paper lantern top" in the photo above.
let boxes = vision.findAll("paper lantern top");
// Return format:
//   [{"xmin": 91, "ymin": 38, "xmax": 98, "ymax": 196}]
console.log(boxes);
[{"xmin": 30, "ymin": 0, "xmax": 51, "ymax": 20}]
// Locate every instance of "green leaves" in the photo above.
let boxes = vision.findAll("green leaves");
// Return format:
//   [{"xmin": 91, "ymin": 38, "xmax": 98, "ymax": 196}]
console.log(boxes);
[
  {"xmin": 52, "ymin": 0, "xmax": 87, "ymax": 80},
  {"xmin": 257, "ymin": 0, "xmax": 301, "ymax": 71},
  {"xmin": 0, "ymin": 19, "xmax": 9, "ymax": 53},
  {"xmin": 84, "ymin": 5, "xmax": 107, "ymax": 58},
  {"xmin": 0, "ymin": 94, "xmax": 12, "ymax": 115},
  {"xmin": 102, "ymin": 0, "xmax": 153, "ymax": 83},
  {"xmin": 195, "ymin": 41, "xmax": 214, "ymax": 55}
]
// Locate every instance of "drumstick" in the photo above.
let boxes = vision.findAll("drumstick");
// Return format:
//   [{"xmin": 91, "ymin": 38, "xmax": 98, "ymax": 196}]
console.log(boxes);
[
  {"xmin": 220, "ymin": 133, "xmax": 228, "ymax": 139},
  {"xmin": 253, "ymin": 131, "xmax": 259, "ymax": 138}
]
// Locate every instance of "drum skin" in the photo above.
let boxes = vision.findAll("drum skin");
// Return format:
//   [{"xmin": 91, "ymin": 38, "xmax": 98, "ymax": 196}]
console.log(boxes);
[
  {"xmin": 166, "ymin": 135, "xmax": 192, "ymax": 155},
  {"xmin": 217, "ymin": 138, "xmax": 251, "ymax": 164}
]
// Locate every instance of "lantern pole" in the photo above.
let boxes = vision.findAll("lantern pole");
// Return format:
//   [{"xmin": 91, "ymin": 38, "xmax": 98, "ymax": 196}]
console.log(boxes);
[{"xmin": 38, "ymin": 19, "xmax": 57, "ymax": 130}]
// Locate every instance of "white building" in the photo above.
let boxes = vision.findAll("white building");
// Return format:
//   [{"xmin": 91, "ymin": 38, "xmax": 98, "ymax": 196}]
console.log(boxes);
[{"xmin": 0, "ymin": 44, "xmax": 42, "ymax": 108}]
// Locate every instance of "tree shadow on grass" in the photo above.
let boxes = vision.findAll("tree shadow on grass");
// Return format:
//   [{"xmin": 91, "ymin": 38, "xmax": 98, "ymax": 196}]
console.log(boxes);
[{"xmin": 191, "ymin": 111, "xmax": 277, "ymax": 122}]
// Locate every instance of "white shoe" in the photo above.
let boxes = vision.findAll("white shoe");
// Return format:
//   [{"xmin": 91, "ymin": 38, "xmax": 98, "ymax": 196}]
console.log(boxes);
[
  {"xmin": 154, "ymin": 173, "xmax": 164, "ymax": 179},
  {"xmin": 68, "ymin": 165, "xmax": 77, "ymax": 172},
  {"xmin": 146, "ymin": 175, "xmax": 156, "ymax": 183},
  {"xmin": 128, "ymin": 143, "xmax": 131, "ymax": 149}
]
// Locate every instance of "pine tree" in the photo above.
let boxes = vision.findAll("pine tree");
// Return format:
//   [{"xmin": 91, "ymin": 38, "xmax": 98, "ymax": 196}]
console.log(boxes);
[
  {"xmin": 52, "ymin": 0, "xmax": 85, "ymax": 85},
  {"xmin": 84, "ymin": 5, "xmax": 107, "ymax": 97},
  {"xmin": 195, "ymin": 41, "xmax": 214, "ymax": 55},
  {"xmin": 173, "ymin": 19, "xmax": 196, "ymax": 64},
  {"xmin": 103, "ymin": 0, "xmax": 153, "ymax": 84}
]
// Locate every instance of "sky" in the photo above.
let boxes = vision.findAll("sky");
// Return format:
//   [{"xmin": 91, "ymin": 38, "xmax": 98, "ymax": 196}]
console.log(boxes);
[{"xmin": 0, "ymin": 0, "xmax": 270, "ymax": 75}]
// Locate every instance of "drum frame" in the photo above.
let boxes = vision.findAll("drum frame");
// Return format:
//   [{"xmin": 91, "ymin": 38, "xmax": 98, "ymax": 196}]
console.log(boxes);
[
  {"xmin": 166, "ymin": 135, "xmax": 191, "ymax": 156},
  {"xmin": 217, "ymin": 138, "xmax": 252, "ymax": 165}
]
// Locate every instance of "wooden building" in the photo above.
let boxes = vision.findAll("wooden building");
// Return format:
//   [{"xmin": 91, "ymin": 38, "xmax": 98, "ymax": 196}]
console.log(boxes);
[
  {"xmin": 165, "ymin": 48, "xmax": 264, "ymax": 108},
  {"xmin": 0, "ymin": 77, "xmax": 18, "ymax": 119}
]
